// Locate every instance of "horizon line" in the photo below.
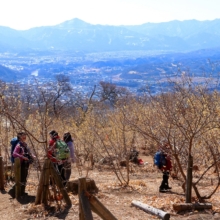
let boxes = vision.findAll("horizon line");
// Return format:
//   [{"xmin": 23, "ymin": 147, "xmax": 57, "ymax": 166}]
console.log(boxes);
[{"xmin": 1, "ymin": 17, "xmax": 220, "ymax": 31}]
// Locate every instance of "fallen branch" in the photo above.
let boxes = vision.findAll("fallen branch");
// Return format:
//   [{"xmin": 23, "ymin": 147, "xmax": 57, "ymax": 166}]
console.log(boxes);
[{"xmin": 131, "ymin": 200, "xmax": 170, "ymax": 220}]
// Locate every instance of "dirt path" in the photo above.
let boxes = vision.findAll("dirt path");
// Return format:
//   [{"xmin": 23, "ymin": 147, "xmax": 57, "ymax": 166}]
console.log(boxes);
[{"xmin": 1, "ymin": 155, "xmax": 220, "ymax": 220}]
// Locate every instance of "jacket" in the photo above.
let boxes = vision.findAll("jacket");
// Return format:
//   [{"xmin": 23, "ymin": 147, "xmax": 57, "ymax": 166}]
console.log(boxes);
[{"xmin": 47, "ymin": 136, "xmax": 60, "ymax": 163}]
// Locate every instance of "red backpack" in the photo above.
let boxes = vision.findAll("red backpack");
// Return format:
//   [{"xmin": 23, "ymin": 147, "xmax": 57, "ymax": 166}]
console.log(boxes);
[{"xmin": 164, "ymin": 156, "xmax": 172, "ymax": 171}]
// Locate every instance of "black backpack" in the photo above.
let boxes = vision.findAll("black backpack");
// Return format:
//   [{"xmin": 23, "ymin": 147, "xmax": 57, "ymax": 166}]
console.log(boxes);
[{"xmin": 129, "ymin": 149, "xmax": 139, "ymax": 164}]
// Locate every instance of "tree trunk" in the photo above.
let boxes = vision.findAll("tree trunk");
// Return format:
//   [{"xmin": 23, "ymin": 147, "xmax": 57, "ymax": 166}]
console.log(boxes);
[
  {"xmin": 35, "ymin": 159, "xmax": 48, "ymax": 205},
  {"xmin": 50, "ymin": 162, "xmax": 72, "ymax": 207},
  {"xmin": 186, "ymin": 155, "xmax": 193, "ymax": 203},
  {"xmin": 0, "ymin": 157, "xmax": 4, "ymax": 190},
  {"xmin": 41, "ymin": 159, "xmax": 50, "ymax": 204}
]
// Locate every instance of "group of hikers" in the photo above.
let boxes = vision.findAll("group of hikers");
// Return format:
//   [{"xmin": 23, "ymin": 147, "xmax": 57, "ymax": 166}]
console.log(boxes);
[
  {"xmin": 8, "ymin": 130, "xmax": 76, "ymax": 198},
  {"xmin": 7, "ymin": 130, "xmax": 172, "ymax": 198}
]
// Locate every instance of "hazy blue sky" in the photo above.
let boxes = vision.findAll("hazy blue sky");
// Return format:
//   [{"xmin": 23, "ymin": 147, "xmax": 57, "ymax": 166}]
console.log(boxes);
[{"xmin": 0, "ymin": 0, "xmax": 219, "ymax": 30}]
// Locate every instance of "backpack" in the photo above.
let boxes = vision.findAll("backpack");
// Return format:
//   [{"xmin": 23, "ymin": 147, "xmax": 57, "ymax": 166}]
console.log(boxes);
[
  {"xmin": 163, "ymin": 156, "xmax": 172, "ymax": 171},
  {"xmin": 154, "ymin": 151, "xmax": 166, "ymax": 169},
  {"xmin": 54, "ymin": 140, "xmax": 70, "ymax": 160},
  {"xmin": 10, "ymin": 137, "xmax": 19, "ymax": 163},
  {"xmin": 129, "ymin": 149, "xmax": 139, "ymax": 164}
]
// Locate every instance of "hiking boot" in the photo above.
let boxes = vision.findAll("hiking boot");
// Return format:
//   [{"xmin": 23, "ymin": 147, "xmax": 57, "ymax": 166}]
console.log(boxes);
[
  {"xmin": 165, "ymin": 186, "xmax": 172, "ymax": 190},
  {"xmin": 8, "ymin": 188, "xmax": 15, "ymax": 198},
  {"xmin": 159, "ymin": 188, "xmax": 167, "ymax": 193},
  {"xmin": 21, "ymin": 192, "xmax": 28, "ymax": 196}
]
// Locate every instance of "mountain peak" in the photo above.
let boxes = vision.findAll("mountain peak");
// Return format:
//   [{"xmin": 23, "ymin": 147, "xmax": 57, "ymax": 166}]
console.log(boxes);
[{"xmin": 56, "ymin": 18, "xmax": 91, "ymax": 29}]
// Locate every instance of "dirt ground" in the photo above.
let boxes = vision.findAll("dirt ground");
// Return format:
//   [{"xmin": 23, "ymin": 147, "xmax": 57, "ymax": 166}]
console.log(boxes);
[{"xmin": 1, "ymin": 155, "xmax": 220, "ymax": 220}]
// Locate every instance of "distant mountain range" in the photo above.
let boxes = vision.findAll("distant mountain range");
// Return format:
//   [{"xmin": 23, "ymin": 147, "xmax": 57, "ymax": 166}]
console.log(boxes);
[{"xmin": 1, "ymin": 18, "xmax": 220, "ymax": 53}]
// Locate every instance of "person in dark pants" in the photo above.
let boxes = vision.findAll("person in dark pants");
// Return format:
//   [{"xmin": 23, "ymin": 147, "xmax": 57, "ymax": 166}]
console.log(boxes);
[
  {"xmin": 48, "ymin": 130, "xmax": 67, "ymax": 186},
  {"xmin": 63, "ymin": 132, "xmax": 76, "ymax": 182},
  {"xmin": 159, "ymin": 154, "xmax": 172, "ymax": 192},
  {"xmin": 8, "ymin": 132, "xmax": 35, "ymax": 198}
]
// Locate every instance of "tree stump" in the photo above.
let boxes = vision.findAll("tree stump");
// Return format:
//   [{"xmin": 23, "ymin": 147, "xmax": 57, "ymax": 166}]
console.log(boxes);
[{"xmin": 66, "ymin": 178, "xmax": 99, "ymax": 195}]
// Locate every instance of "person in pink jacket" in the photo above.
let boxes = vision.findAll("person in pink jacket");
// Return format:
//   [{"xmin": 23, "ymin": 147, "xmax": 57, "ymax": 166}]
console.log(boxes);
[{"xmin": 8, "ymin": 132, "xmax": 35, "ymax": 198}]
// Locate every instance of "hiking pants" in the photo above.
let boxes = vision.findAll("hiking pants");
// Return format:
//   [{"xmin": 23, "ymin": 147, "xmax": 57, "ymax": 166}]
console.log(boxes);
[
  {"xmin": 159, "ymin": 171, "xmax": 169, "ymax": 189},
  {"xmin": 64, "ymin": 161, "xmax": 72, "ymax": 182},
  {"xmin": 54, "ymin": 163, "xmax": 67, "ymax": 186},
  {"xmin": 20, "ymin": 161, "xmax": 29, "ymax": 194}
]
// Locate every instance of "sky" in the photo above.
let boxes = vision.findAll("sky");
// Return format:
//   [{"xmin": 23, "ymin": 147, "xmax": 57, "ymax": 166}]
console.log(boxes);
[{"xmin": 0, "ymin": 0, "xmax": 219, "ymax": 30}]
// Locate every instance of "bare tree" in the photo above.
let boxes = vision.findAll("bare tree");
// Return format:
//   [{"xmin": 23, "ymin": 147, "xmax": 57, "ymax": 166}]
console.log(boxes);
[
  {"xmin": 126, "ymin": 73, "xmax": 220, "ymax": 202},
  {"xmin": 98, "ymin": 81, "xmax": 129, "ymax": 106}
]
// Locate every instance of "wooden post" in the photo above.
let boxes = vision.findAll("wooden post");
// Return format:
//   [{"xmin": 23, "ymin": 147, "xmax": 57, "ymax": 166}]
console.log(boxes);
[
  {"xmin": 41, "ymin": 159, "xmax": 51, "ymax": 204},
  {"xmin": 186, "ymin": 155, "xmax": 193, "ymax": 203},
  {"xmin": 14, "ymin": 158, "xmax": 21, "ymax": 199},
  {"xmin": 0, "ymin": 156, "xmax": 4, "ymax": 190},
  {"xmin": 132, "ymin": 200, "xmax": 170, "ymax": 220},
  {"xmin": 89, "ymin": 195, "xmax": 117, "ymax": 220},
  {"xmin": 35, "ymin": 159, "xmax": 48, "ymax": 204},
  {"xmin": 78, "ymin": 178, "xmax": 93, "ymax": 220},
  {"xmin": 66, "ymin": 178, "xmax": 99, "ymax": 194},
  {"xmin": 50, "ymin": 162, "xmax": 72, "ymax": 207}
]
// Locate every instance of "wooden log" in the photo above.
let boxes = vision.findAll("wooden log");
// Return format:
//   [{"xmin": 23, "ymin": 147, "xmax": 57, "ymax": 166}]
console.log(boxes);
[
  {"xmin": 50, "ymin": 162, "xmax": 72, "ymax": 207},
  {"xmin": 131, "ymin": 200, "xmax": 170, "ymax": 220},
  {"xmin": 173, "ymin": 203, "xmax": 212, "ymax": 212},
  {"xmin": 35, "ymin": 159, "xmax": 48, "ymax": 205},
  {"xmin": 41, "ymin": 159, "xmax": 51, "ymax": 204},
  {"xmin": 14, "ymin": 158, "xmax": 21, "ymax": 199},
  {"xmin": 0, "ymin": 156, "xmax": 4, "ymax": 190},
  {"xmin": 78, "ymin": 178, "xmax": 93, "ymax": 220},
  {"xmin": 66, "ymin": 178, "xmax": 99, "ymax": 195},
  {"xmin": 89, "ymin": 194, "xmax": 117, "ymax": 220}
]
